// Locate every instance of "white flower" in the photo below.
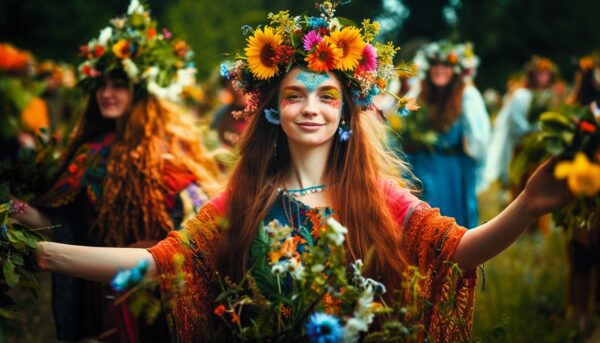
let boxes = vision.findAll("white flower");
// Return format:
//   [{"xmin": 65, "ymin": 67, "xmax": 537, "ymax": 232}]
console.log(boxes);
[
  {"xmin": 326, "ymin": 218, "xmax": 347, "ymax": 246},
  {"xmin": 121, "ymin": 58, "xmax": 139, "ymax": 82},
  {"xmin": 176, "ymin": 67, "xmax": 197, "ymax": 88},
  {"xmin": 342, "ymin": 318, "xmax": 369, "ymax": 342},
  {"xmin": 311, "ymin": 264, "xmax": 325, "ymax": 273},
  {"xmin": 142, "ymin": 66, "xmax": 159, "ymax": 81},
  {"xmin": 328, "ymin": 18, "xmax": 341, "ymax": 31},
  {"xmin": 127, "ymin": 0, "xmax": 144, "ymax": 15},
  {"xmin": 271, "ymin": 260, "xmax": 289, "ymax": 275},
  {"xmin": 98, "ymin": 26, "xmax": 113, "ymax": 46}
]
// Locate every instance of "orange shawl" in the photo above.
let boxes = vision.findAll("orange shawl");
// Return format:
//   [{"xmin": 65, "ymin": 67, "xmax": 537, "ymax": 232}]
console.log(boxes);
[{"xmin": 148, "ymin": 183, "xmax": 476, "ymax": 342}]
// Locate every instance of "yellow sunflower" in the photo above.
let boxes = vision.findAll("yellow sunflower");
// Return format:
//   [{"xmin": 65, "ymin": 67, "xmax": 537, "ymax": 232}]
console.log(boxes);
[
  {"xmin": 305, "ymin": 39, "xmax": 342, "ymax": 73},
  {"xmin": 245, "ymin": 26, "xmax": 283, "ymax": 80},
  {"xmin": 328, "ymin": 27, "xmax": 365, "ymax": 71},
  {"xmin": 554, "ymin": 152, "xmax": 600, "ymax": 197}
]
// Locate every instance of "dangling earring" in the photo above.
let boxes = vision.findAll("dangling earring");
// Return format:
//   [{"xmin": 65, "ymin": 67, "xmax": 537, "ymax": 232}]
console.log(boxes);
[
  {"xmin": 338, "ymin": 117, "xmax": 352, "ymax": 142},
  {"xmin": 264, "ymin": 108, "xmax": 280, "ymax": 125}
]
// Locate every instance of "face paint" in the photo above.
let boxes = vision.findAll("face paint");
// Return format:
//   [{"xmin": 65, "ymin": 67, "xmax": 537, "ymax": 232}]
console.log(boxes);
[
  {"xmin": 295, "ymin": 69, "xmax": 330, "ymax": 92},
  {"xmin": 321, "ymin": 88, "xmax": 342, "ymax": 109},
  {"xmin": 279, "ymin": 89, "xmax": 300, "ymax": 110}
]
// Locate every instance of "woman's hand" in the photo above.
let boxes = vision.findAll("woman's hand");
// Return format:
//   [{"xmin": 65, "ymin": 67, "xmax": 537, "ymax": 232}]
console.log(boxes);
[
  {"xmin": 521, "ymin": 158, "xmax": 574, "ymax": 217},
  {"xmin": 8, "ymin": 195, "xmax": 52, "ymax": 229}
]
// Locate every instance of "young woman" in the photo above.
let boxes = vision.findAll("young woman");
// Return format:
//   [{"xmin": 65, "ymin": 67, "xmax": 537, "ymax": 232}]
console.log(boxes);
[
  {"xmin": 485, "ymin": 56, "xmax": 562, "ymax": 190},
  {"xmin": 11, "ymin": 2, "xmax": 221, "ymax": 341},
  {"xmin": 16, "ymin": 5, "xmax": 571, "ymax": 342},
  {"xmin": 404, "ymin": 41, "xmax": 490, "ymax": 229}
]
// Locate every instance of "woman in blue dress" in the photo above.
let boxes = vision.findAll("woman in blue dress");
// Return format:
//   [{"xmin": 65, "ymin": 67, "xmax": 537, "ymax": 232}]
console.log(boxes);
[{"xmin": 403, "ymin": 41, "xmax": 490, "ymax": 229}]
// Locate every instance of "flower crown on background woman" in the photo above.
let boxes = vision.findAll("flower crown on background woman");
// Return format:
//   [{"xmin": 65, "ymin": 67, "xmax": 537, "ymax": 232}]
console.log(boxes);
[
  {"xmin": 220, "ymin": 1, "xmax": 415, "ymax": 119},
  {"xmin": 526, "ymin": 56, "xmax": 558, "ymax": 74},
  {"xmin": 413, "ymin": 40, "xmax": 479, "ymax": 80},
  {"xmin": 77, "ymin": 0, "xmax": 197, "ymax": 102}
]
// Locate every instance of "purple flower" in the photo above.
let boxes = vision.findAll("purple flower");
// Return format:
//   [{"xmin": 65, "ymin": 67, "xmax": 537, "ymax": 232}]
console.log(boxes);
[
  {"xmin": 303, "ymin": 31, "xmax": 323, "ymax": 51},
  {"xmin": 338, "ymin": 127, "xmax": 352, "ymax": 142}
]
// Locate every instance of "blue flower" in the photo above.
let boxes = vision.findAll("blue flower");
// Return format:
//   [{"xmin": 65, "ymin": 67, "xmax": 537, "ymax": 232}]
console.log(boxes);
[
  {"xmin": 220, "ymin": 64, "xmax": 230, "ymax": 80},
  {"xmin": 111, "ymin": 269, "xmax": 132, "ymax": 292},
  {"xmin": 264, "ymin": 108, "xmax": 281, "ymax": 125},
  {"xmin": 308, "ymin": 17, "xmax": 328, "ymax": 29},
  {"xmin": 338, "ymin": 127, "xmax": 352, "ymax": 142},
  {"xmin": 399, "ymin": 107, "xmax": 410, "ymax": 117},
  {"xmin": 306, "ymin": 312, "xmax": 343, "ymax": 343},
  {"xmin": 352, "ymin": 86, "xmax": 380, "ymax": 107}
]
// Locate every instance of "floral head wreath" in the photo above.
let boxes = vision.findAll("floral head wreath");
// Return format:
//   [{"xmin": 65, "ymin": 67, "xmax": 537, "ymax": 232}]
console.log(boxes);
[
  {"xmin": 578, "ymin": 54, "xmax": 599, "ymax": 72},
  {"xmin": 526, "ymin": 56, "xmax": 558, "ymax": 74},
  {"xmin": 77, "ymin": 0, "xmax": 197, "ymax": 103},
  {"xmin": 413, "ymin": 40, "xmax": 479, "ymax": 80},
  {"xmin": 220, "ymin": 1, "xmax": 414, "ymax": 119}
]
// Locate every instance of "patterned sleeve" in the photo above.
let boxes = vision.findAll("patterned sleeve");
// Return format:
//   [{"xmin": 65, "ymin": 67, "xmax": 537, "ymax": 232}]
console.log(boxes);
[
  {"xmin": 147, "ymin": 199, "xmax": 224, "ymax": 342},
  {"xmin": 401, "ymin": 202, "xmax": 477, "ymax": 342}
]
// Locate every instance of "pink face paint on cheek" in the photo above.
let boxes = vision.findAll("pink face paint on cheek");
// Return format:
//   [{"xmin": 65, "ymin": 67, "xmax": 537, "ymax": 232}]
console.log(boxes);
[
  {"xmin": 330, "ymin": 99, "xmax": 342, "ymax": 109},
  {"xmin": 279, "ymin": 98, "xmax": 293, "ymax": 109}
]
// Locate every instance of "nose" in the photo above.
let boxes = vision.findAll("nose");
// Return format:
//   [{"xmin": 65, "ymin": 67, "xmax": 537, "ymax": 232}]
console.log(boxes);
[
  {"xmin": 97, "ymin": 84, "xmax": 115, "ymax": 98},
  {"xmin": 301, "ymin": 95, "xmax": 318, "ymax": 117}
]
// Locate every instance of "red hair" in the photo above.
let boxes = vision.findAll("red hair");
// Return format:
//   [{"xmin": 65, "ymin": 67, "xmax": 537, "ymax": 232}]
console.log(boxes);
[{"xmin": 215, "ymin": 75, "xmax": 413, "ymax": 290}]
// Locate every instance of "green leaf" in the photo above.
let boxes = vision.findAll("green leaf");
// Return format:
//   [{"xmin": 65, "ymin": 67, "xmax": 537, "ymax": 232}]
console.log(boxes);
[
  {"xmin": 540, "ymin": 112, "xmax": 575, "ymax": 129},
  {"xmin": 3, "ymin": 258, "xmax": 20, "ymax": 288},
  {"xmin": 0, "ymin": 183, "xmax": 9, "ymax": 203}
]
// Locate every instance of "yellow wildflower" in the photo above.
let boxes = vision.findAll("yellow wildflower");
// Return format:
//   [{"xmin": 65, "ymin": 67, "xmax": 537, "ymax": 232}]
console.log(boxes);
[{"xmin": 554, "ymin": 152, "xmax": 600, "ymax": 197}]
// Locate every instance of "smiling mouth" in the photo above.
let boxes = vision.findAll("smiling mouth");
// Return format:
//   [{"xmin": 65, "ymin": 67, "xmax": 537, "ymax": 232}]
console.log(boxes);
[{"xmin": 296, "ymin": 122, "xmax": 324, "ymax": 126}]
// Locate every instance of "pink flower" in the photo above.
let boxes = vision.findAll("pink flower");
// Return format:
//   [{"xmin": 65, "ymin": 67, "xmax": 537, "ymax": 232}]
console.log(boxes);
[
  {"xmin": 358, "ymin": 43, "xmax": 377, "ymax": 72},
  {"xmin": 302, "ymin": 30, "xmax": 323, "ymax": 52}
]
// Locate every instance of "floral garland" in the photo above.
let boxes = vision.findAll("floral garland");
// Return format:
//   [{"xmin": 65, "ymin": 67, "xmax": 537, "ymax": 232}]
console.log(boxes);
[
  {"xmin": 77, "ymin": 0, "xmax": 197, "ymax": 103},
  {"xmin": 525, "ymin": 55, "xmax": 558, "ymax": 74},
  {"xmin": 220, "ymin": 1, "xmax": 415, "ymax": 118},
  {"xmin": 413, "ymin": 40, "xmax": 479, "ymax": 79}
]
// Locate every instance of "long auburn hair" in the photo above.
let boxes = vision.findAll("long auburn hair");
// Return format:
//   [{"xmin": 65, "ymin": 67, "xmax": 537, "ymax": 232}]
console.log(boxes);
[
  {"xmin": 419, "ymin": 71, "xmax": 466, "ymax": 132},
  {"xmin": 54, "ymin": 82, "xmax": 221, "ymax": 246},
  {"xmin": 216, "ymin": 72, "xmax": 413, "ymax": 290}
]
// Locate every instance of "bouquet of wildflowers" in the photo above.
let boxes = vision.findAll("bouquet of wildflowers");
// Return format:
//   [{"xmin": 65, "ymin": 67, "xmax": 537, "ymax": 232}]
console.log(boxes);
[
  {"xmin": 210, "ymin": 218, "xmax": 425, "ymax": 342},
  {"xmin": 538, "ymin": 106, "xmax": 600, "ymax": 229},
  {"xmin": 0, "ymin": 184, "xmax": 47, "ymax": 323}
]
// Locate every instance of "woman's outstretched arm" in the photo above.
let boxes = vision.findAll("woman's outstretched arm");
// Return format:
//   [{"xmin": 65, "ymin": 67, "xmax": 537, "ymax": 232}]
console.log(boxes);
[
  {"xmin": 452, "ymin": 158, "xmax": 573, "ymax": 269},
  {"xmin": 37, "ymin": 242, "xmax": 157, "ymax": 283}
]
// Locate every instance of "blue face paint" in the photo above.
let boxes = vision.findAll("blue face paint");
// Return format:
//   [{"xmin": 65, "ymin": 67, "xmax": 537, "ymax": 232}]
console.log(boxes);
[{"xmin": 295, "ymin": 69, "xmax": 330, "ymax": 92}]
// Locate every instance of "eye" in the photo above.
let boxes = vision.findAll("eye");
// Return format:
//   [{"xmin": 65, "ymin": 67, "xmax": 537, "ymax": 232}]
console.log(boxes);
[
  {"xmin": 113, "ymin": 80, "xmax": 129, "ymax": 88},
  {"xmin": 283, "ymin": 92, "xmax": 302, "ymax": 100}
]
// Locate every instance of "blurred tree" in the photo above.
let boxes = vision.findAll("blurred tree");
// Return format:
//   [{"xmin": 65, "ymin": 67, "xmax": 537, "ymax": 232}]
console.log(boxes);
[{"xmin": 452, "ymin": 0, "xmax": 600, "ymax": 91}]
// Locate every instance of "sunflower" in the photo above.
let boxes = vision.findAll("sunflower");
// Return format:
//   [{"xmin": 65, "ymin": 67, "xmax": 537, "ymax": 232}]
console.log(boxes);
[
  {"xmin": 245, "ymin": 26, "xmax": 283, "ymax": 80},
  {"xmin": 305, "ymin": 39, "xmax": 342, "ymax": 73},
  {"xmin": 328, "ymin": 27, "xmax": 365, "ymax": 71}
]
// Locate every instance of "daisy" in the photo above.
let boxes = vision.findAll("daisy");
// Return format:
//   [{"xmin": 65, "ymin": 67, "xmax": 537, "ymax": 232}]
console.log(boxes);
[
  {"xmin": 303, "ymin": 30, "xmax": 323, "ymax": 51},
  {"xmin": 245, "ymin": 26, "xmax": 283, "ymax": 80}
]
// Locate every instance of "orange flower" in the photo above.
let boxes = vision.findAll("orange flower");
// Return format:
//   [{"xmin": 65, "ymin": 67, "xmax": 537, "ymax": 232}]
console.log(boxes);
[
  {"xmin": 173, "ymin": 40, "xmax": 189, "ymax": 58},
  {"xmin": 147, "ymin": 27, "xmax": 157, "ymax": 39},
  {"xmin": 580, "ymin": 121, "xmax": 597, "ymax": 133},
  {"xmin": 446, "ymin": 53, "xmax": 459, "ymax": 64},
  {"xmin": 579, "ymin": 57, "xmax": 595, "ymax": 71},
  {"xmin": 230, "ymin": 312, "xmax": 240, "ymax": 324},
  {"xmin": 112, "ymin": 39, "xmax": 131, "ymax": 59},
  {"xmin": 214, "ymin": 305, "xmax": 226, "ymax": 316},
  {"xmin": 305, "ymin": 39, "xmax": 342, "ymax": 73},
  {"xmin": 20, "ymin": 97, "xmax": 49, "ymax": 134}
]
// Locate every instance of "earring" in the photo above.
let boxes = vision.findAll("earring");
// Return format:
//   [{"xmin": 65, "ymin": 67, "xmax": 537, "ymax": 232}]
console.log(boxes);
[
  {"xmin": 264, "ymin": 108, "xmax": 280, "ymax": 125},
  {"xmin": 338, "ymin": 118, "xmax": 352, "ymax": 142}
]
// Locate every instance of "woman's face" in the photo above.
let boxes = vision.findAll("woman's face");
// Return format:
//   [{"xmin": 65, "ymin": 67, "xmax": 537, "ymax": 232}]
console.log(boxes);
[
  {"xmin": 95, "ymin": 78, "xmax": 134, "ymax": 119},
  {"xmin": 534, "ymin": 70, "xmax": 552, "ymax": 88},
  {"xmin": 278, "ymin": 67, "xmax": 344, "ymax": 149},
  {"xmin": 429, "ymin": 64, "xmax": 454, "ymax": 87}
]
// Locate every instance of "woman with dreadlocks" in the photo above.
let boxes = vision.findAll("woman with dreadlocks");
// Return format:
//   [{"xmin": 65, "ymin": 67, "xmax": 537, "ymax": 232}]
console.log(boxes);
[{"xmin": 11, "ymin": 1, "xmax": 221, "ymax": 340}]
